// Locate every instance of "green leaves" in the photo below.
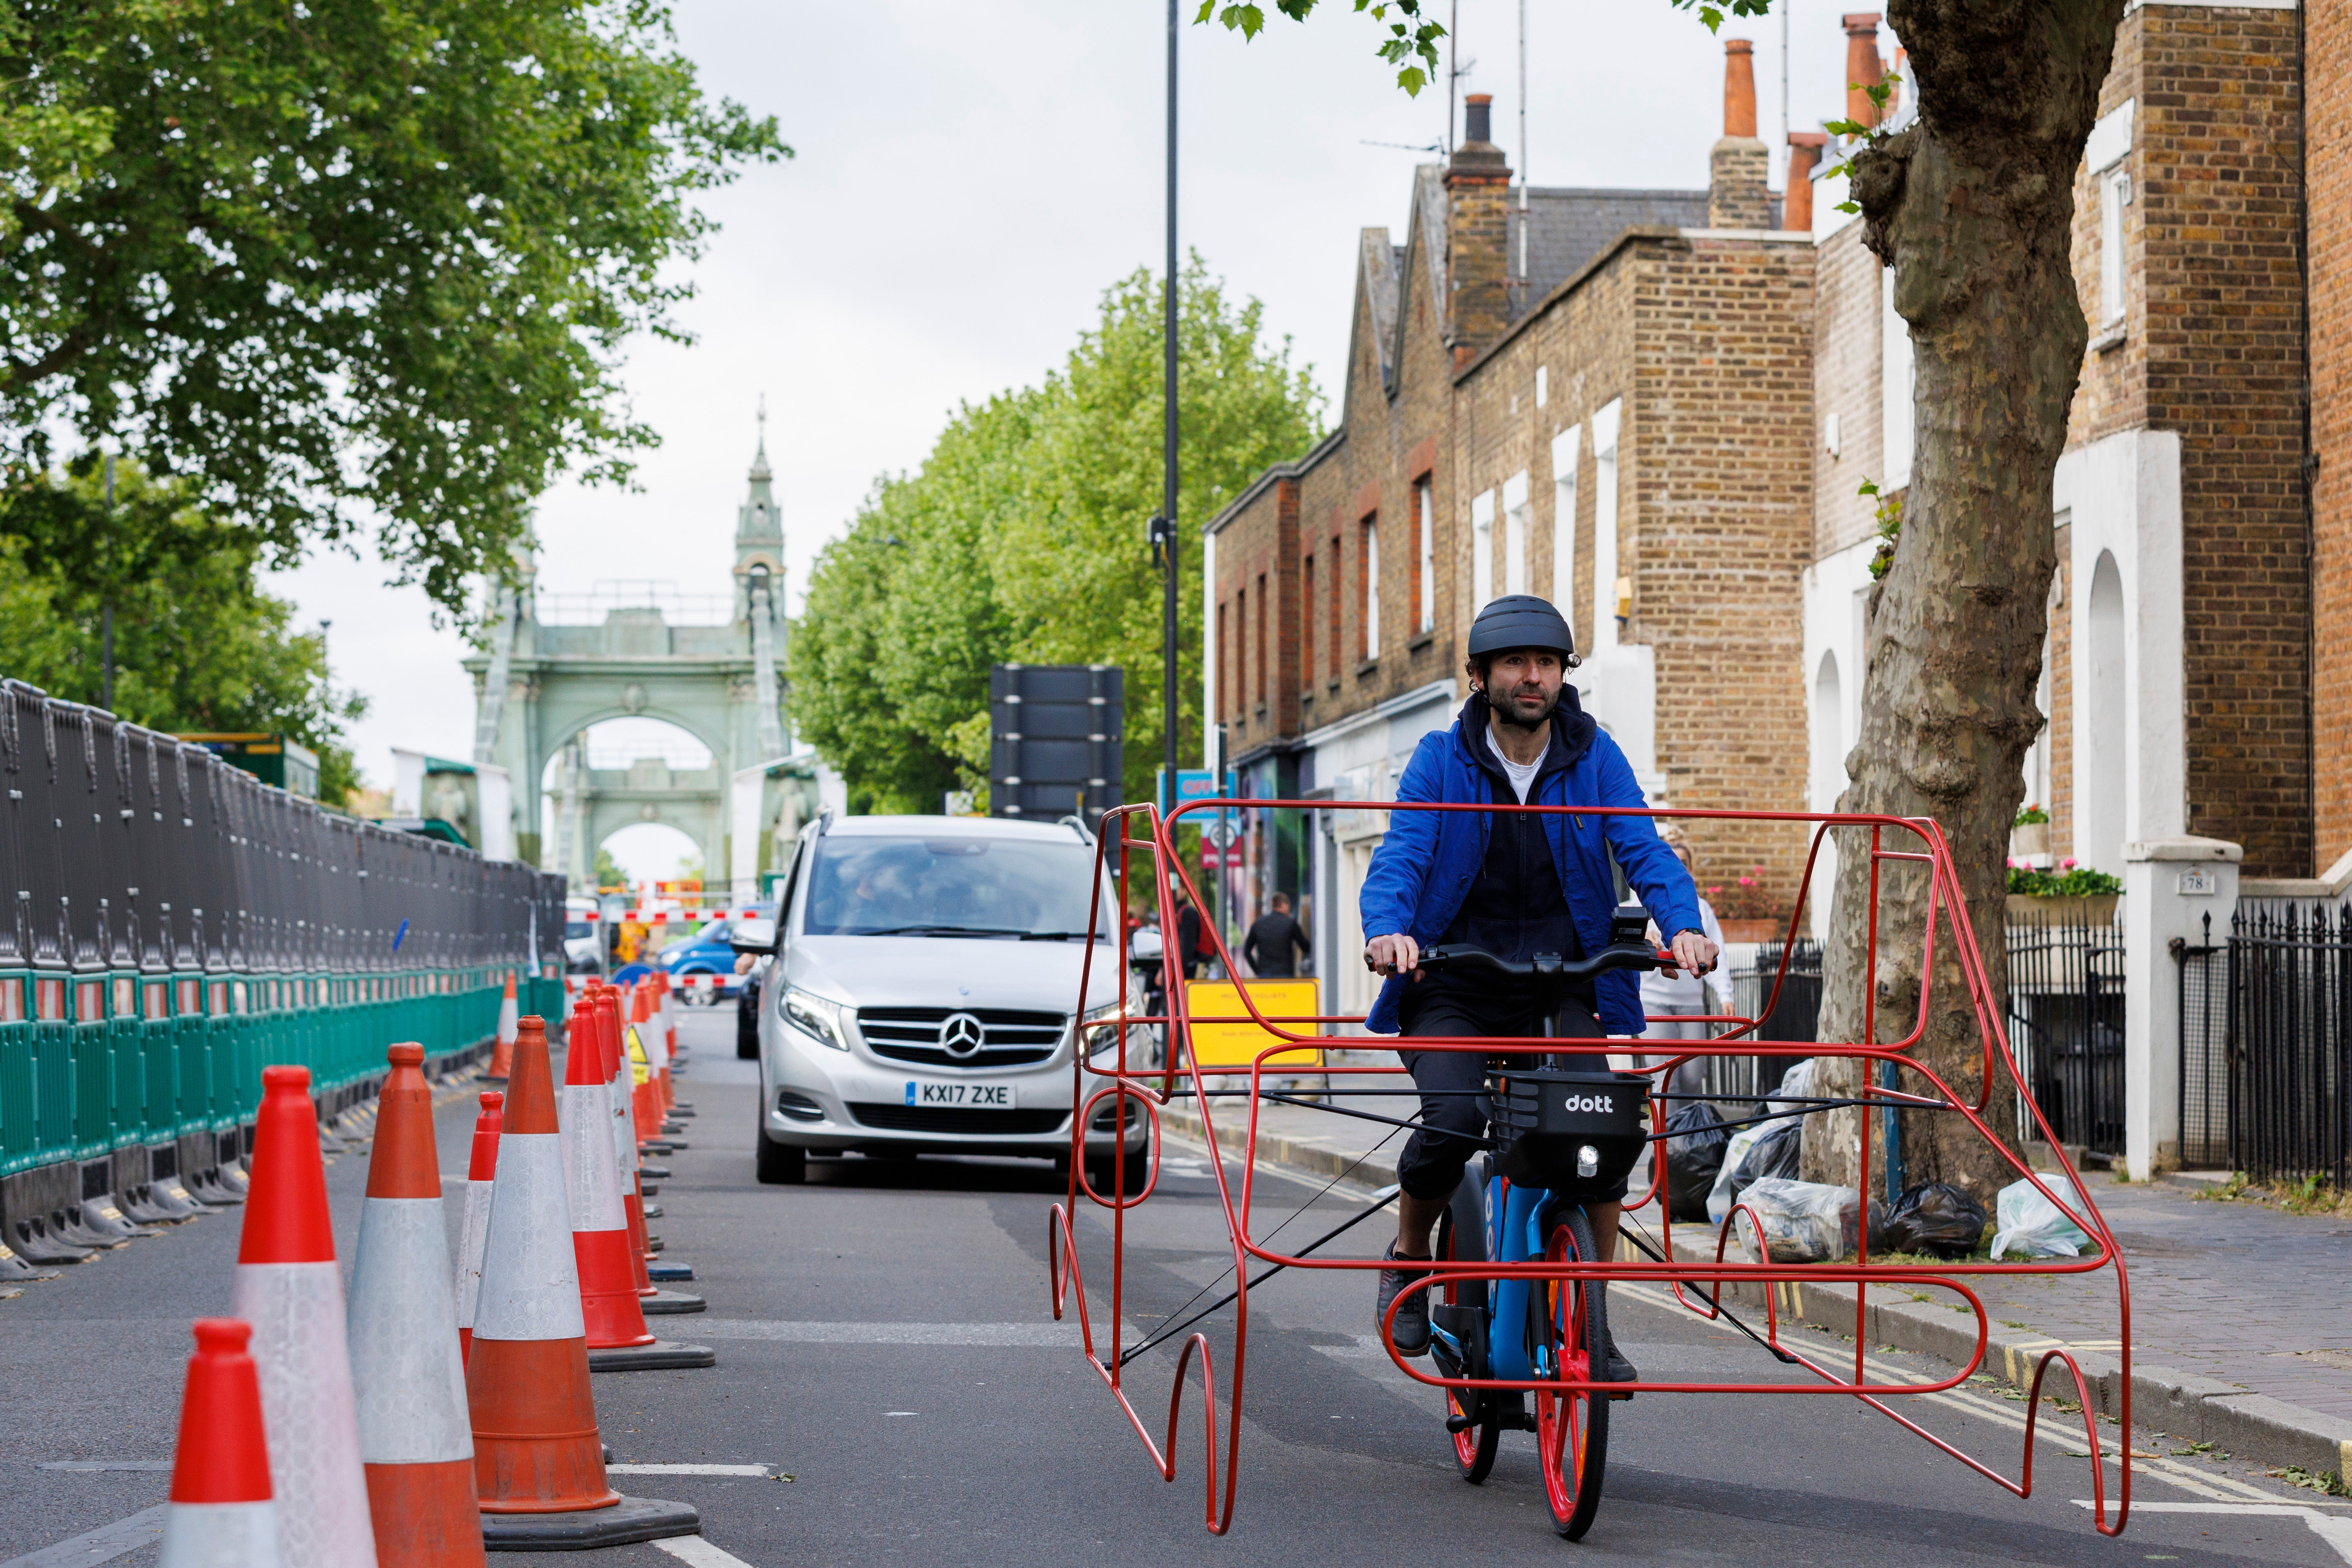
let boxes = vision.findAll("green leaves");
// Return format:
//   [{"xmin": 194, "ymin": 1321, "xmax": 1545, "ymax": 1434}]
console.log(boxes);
[
  {"xmin": 0, "ymin": 459, "xmax": 369, "ymax": 801},
  {"xmin": 0, "ymin": 0, "xmax": 787, "ymax": 611},
  {"xmin": 1823, "ymin": 73, "xmax": 1903, "ymax": 218},
  {"xmin": 1859, "ymin": 478, "xmax": 1903, "ymax": 580},
  {"xmin": 1198, "ymin": 0, "xmax": 1445, "ymax": 97},
  {"xmin": 790, "ymin": 257, "xmax": 1323, "ymax": 813},
  {"xmin": 1665, "ymin": 0, "xmax": 1778, "ymax": 36}
]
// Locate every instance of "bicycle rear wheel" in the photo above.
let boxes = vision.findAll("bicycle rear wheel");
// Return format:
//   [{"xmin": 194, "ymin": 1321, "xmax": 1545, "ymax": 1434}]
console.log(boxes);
[
  {"xmin": 1532, "ymin": 1205, "xmax": 1610, "ymax": 1540},
  {"xmin": 1434, "ymin": 1179, "xmax": 1499, "ymax": 1484}
]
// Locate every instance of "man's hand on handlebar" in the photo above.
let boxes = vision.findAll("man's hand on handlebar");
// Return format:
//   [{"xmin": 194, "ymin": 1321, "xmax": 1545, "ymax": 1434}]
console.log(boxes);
[
  {"xmin": 1364, "ymin": 932, "xmax": 1422, "ymax": 981},
  {"xmin": 1669, "ymin": 928, "xmax": 1719, "ymax": 979}
]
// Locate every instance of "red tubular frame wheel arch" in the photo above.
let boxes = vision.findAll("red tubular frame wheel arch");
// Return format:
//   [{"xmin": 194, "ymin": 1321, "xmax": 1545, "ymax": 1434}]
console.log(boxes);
[{"xmin": 1045, "ymin": 797, "xmax": 2134, "ymax": 1539}]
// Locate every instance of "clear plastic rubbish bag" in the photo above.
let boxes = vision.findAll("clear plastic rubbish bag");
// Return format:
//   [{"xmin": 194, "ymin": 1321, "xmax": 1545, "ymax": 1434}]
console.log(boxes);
[
  {"xmin": 1733, "ymin": 1177, "xmax": 1861, "ymax": 1264},
  {"xmin": 1988, "ymin": 1173, "xmax": 2093, "ymax": 1260}
]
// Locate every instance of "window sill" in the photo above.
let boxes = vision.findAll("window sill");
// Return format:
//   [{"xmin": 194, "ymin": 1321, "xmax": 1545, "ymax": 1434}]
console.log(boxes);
[
  {"xmin": 1355, "ymin": 658, "xmax": 1379, "ymax": 679},
  {"xmin": 1408, "ymin": 630, "xmax": 1434, "ymax": 654},
  {"xmin": 2090, "ymin": 322, "xmax": 2127, "ymax": 355}
]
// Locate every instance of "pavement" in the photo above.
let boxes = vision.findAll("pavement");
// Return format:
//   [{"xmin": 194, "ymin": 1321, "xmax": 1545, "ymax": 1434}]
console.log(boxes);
[
  {"xmin": 1, "ymin": 1016, "xmax": 2349, "ymax": 1565},
  {"xmin": 1157, "ymin": 1052, "xmax": 2352, "ymax": 1473}
]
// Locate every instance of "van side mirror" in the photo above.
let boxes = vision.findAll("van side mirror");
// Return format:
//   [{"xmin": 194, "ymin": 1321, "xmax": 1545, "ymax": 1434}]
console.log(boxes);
[{"xmin": 728, "ymin": 917, "xmax": 777, "ymax": 955}]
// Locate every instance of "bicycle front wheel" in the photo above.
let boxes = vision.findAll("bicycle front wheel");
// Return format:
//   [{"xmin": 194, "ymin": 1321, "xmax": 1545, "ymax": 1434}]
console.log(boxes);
[{"xmin": 1532, "ymin": 1206, "xmax": 1610, "ymax": 1540}]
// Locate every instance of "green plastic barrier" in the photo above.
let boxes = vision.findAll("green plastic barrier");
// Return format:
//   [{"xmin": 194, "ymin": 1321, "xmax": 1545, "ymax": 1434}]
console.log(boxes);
[
  {"xmin": 68, "ymin": 976, "xmax": 111, "ymax": 1162},
  {"xmin": 137, "ymin": 977, "xmax": 173, "ymax": 1151},
  {"xmin": 30, "ymin": 976, "xmax": 72, "ymax": 1172},
  {"xmin": 106, "ymin": 974, "xmax": 140, "ymax": 1152},
  {"xmin": 0, "ymin": 972, "xmax": 33, "ymax": 1176}
]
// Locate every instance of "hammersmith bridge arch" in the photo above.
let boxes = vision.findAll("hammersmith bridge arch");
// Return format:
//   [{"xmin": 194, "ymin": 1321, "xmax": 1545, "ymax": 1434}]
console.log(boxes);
[{"xmin": 463, "ymin": 429, "xmax": 822, "ymax": 893}]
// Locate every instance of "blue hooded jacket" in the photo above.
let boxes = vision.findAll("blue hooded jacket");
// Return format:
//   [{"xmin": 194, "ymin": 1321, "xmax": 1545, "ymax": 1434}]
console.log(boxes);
[{"xmin": 1360, "ymin": 689, "xmax": 1703, "ymax": 1037}]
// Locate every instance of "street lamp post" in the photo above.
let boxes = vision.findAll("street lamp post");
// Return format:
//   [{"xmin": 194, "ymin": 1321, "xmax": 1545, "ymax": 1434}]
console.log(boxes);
[{"xmin": 1160, "ymin": 0, "xmax": 1180, "ymax": 818}]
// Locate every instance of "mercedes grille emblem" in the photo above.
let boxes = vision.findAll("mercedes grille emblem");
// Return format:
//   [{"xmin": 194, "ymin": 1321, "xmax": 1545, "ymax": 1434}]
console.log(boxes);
[{"xmin": 939, "ymin": 1011, "xmax": 987, "ymax": 1059}]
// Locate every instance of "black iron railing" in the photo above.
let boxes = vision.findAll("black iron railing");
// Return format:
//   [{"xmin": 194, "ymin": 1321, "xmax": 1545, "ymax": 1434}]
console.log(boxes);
[
  {"xmin": 2005, "ymin": 913, "xmax": 2127, "ymax": 1156},
  {"xmin": 2181, "ymin": 903, "xmax": 2352, "ymax": 1185}
]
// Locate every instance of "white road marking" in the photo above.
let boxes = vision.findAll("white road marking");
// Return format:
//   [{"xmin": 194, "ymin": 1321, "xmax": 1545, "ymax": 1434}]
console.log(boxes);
[
  {"xmin": 2075, "ymin": 1501, "xmax": 2352, "ymax": 1564},
  {"xmin": 652, "ymin": 1536, "xmax": 761, "ymax": 1568},
  {"xmin": 0, "ymin": 1505, "xmax": 168, "ymax": 1568},
  {"xmin": 607, "ymin": 1463, "xmax": 771, "ymax": 1476},
  {"xmin": 694, "ymin": 1319, "xmax": 1081, "ymax": 1346}
]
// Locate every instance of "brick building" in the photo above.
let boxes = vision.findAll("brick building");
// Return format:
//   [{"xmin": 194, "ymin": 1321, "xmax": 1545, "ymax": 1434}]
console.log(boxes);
[
  {"xmin": 1804, "ymin": 7, "xmax": 2343, "ymax": 929},
  {"xmin": 1206, "ymin": 53, "xmax": 1814, "ymax": 1013}
]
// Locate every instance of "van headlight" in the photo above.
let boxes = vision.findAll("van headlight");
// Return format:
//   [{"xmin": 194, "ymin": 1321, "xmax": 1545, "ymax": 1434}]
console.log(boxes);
[
  {"xmin": 1079, "ymin": 998, "xmax": 1129, "ymax": 1058},
  {"xmin": 781, "ymin": 987, "xmax": 849, "ymax": 1051}
]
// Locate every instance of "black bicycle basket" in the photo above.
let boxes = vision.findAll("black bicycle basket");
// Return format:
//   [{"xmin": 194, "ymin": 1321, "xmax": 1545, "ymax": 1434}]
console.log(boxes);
[{"xmin": 1485, "ymin": 1068, "xmax": 1651, "ymax": 1196}]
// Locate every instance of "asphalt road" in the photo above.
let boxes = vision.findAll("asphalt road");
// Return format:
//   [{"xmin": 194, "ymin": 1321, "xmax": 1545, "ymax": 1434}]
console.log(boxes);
[{"xmin": 3, "ymin": 1007, "xmax": 2346, "ymax": 1566}]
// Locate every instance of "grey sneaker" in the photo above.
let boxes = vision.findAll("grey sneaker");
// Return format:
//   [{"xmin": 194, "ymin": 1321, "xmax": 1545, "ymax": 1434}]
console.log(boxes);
[{"xmin": 1377, "ymin": 1243, "xmax": 1433, "ymax": 1357}]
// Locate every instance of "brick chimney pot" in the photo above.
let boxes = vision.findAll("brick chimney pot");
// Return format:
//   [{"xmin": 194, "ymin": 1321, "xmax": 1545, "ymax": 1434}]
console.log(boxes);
[
  {"xmin": 1843, "ymin": 13, "xmax": 1886, "ymax": 130},
  {"xmin": 1723, "ymin": 39, "xmax": 1757, "ymax": 139},
  {"xmin": 1785, "ymin": 131, "xmax": 1829, "ymax": 233}
]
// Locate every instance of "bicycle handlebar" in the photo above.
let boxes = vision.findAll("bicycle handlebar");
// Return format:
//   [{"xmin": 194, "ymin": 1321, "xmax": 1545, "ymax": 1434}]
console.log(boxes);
[{"xmin": 1366, "ymin": 941, "xmax": 1672, "ymax": 982}]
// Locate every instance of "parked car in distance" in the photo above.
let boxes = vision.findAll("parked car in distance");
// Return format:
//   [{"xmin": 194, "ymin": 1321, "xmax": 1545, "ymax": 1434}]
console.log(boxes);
[{"xmin": 739, "ymin": 814, "xmax": 1147, "ymax": 1189}]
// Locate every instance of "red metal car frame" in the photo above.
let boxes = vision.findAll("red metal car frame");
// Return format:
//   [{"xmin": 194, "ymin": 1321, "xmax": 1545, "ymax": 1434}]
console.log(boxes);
[{"xmin": 1047, "ymin": 797, "xmax": 2133, "ymax": 1538}]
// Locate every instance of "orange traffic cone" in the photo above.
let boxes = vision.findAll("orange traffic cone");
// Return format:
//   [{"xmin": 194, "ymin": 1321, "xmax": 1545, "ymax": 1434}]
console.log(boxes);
[
  {"xmin": 466, "ymin": 1017, "xmax": 699, "ymax": 1547},
  {"xmin": 232, "ymin": 1064, "xmax": 376, "ymax": 1566},
  {"xmin": 455, "ymin": 1092, "xmax": 502, "ymax": 1364},
  {"xmin": 160, "ymin": 1318, "xmax": 283, "ymax": 1567},
  {"xmin": 562, "ymin": 1004, "xmax": 657, "ymax": 1355},
  {"xmin": 350, "ymin": 1044, "xmax": 484, "ymax": 1567},
  {"xmin": 489, "ymin": 974, "xmax": 519, "ymax": 1080}
]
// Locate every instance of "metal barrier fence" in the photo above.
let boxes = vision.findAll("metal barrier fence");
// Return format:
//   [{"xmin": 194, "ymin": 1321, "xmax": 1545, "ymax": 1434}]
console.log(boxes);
[
  {"xmin": 0, "ymin": 678, "xmax": 567, "ymax": 1213},
  {"xmin": 2180, "ymin": 902, "xmax": 2352, "ymax": 1184}
]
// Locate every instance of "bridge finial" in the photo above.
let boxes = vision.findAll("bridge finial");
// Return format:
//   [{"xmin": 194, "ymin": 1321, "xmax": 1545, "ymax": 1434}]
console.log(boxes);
[{"xmin": 748, "ymin": 394, "xmax": 773, "ymax": 483}]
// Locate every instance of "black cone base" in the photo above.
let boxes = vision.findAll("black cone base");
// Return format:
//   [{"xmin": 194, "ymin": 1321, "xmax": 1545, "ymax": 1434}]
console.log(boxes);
[
  {"xmin": 641, "ymin": 1288, "xmax": 705, "ymax": 1314},
  {"xmin": 480, "ymin": 1494, "xmax": 699, "ymax": 1548},
  {"xmin": 588, "ymin": 1340, "xmax": 716, "ymax": 1371}
]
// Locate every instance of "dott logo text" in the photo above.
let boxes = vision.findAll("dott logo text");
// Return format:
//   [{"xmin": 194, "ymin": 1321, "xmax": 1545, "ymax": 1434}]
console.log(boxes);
[{"xmin": 1563, "ymin": 1094, "xmax": 1615, "ymax": 1114}]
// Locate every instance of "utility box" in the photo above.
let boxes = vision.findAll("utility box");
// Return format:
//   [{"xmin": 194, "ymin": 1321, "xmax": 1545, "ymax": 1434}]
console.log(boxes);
[{"xmin": 990, "ymin": 664, "xmax": 1122, "ymax": 821}]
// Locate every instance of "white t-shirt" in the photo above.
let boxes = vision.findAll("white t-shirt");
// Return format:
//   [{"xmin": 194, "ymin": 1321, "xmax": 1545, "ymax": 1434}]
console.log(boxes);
[{"xmin": 1498, "ymin": 749, "xmax": 1541, "ymax": 803}]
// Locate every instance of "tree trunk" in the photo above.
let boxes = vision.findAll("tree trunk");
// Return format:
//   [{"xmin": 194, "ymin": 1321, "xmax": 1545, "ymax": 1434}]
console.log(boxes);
[{"xmin": 1799, "ymin": 0, "xmax": 2126, "ymax": 1203}]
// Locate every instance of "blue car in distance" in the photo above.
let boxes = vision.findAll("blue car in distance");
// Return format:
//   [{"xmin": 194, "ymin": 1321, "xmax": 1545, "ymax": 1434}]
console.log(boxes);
[{"xmin": 658, "ymin": 912, "xmax": 769, "ymax": 1004}]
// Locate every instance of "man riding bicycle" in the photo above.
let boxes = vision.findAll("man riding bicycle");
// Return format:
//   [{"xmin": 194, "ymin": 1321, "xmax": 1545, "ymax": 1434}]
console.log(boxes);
[{"xmin": 1361, "ymin": 594, "xmax": 1717, "ymax": 1381}]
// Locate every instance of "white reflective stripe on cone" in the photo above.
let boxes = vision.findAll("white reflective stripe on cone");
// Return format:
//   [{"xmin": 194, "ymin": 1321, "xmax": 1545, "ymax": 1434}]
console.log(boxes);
[
  {"xmin": 559, "ymin": 1085, "xmax": 628, "ymax": 1234},
  {"xmin": 615, "ymin": 1079, "xmax": 641, "ymax": 1178},
  {"xmin": 472, "ymin": 1133, "xmax": 584, "ymax": 1342},
  {"xmin": 607, "ymin": 1053, "xmax": 635, "ymax": 1175},
  {"xmin": 347, "ymin": 1197, "xmax": 472, "ymax": 1465},
  {"xmin": 498, "ymin": 995, "xmax": 519, "ymax": 1045},
  {"xmin": 230, "ymin": 1260, "xmax": 377, "ymax": 1568},
  {"xmin": 454, "ymin": 1179, "xmax": 495, "ymax": 1333},
  {"xmin": 161, "ymin": 1500, "xmax": 283, "ymax": 1568}
]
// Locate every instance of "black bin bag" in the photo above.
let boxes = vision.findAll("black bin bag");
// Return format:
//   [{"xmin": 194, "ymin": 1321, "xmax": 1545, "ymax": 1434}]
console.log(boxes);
[
  {"xmin": 1662, "ymin": 1102, "xmax": 1729, "ymax": 1222},
  {"xmin": 1879, "ymin": 1181, "xmax": 1990, "ymax": 1258}
]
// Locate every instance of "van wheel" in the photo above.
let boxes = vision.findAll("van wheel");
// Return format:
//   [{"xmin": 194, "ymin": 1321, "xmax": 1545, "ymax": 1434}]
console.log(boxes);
[{"xmin": 756, "ymin": 1121, "xmax": 806, "ymax": 1185}]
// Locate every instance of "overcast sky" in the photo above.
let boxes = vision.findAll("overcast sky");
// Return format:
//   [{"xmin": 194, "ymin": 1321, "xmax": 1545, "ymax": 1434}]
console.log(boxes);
[{"xmin": 267, "ymin": 0, "xmax": 1878, "ymax": 871}]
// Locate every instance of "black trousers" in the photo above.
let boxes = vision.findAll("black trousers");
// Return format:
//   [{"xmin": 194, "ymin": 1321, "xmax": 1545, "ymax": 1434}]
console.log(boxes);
[{"xmin": 1394, "ymin": 990, "xmax": 1622, "ymax": 1203}]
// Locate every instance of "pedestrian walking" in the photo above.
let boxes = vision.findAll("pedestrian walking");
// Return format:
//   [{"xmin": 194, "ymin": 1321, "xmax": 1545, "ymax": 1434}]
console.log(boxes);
[{"xmin": 1243, "ymin": 893, "xmax": 1309, "ymax": 978}]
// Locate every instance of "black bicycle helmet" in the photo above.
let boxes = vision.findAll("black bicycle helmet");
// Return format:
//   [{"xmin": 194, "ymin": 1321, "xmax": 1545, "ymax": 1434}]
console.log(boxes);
[{"xmin": 1466, "ymin": 594, "xmax": 1577, "ymax": 661}]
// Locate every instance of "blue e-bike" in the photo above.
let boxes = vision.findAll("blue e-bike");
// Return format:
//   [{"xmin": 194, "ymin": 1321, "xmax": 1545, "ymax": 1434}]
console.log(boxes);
[{"xmin": 1415, "ymin": 919, "xmax": 1667, "ymax": 1540}]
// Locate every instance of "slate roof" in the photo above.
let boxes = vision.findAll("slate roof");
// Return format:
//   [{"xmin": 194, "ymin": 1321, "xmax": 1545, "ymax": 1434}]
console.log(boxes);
[{"xmin": 1505, "ymin": 187, "xmax": 1716, "ymax": 317}]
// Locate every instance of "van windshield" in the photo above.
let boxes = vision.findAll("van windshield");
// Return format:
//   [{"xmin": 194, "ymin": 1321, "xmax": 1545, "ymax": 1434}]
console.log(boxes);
[{"xmin": 800, "ymin": 836, "xmax": 1111, "ymax": 939}]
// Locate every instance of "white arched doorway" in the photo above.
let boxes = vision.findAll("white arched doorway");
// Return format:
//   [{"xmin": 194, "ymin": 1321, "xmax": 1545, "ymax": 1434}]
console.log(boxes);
[{"xmin": 2082, "ymin": 551, "xmax": 2127, "ymax": 876}]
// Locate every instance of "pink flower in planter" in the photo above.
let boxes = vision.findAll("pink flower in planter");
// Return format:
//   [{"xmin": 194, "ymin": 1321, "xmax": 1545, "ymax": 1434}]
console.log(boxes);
[{"xmin": 2062, "ymin": 857, "xmax": 2078, "ymax": 870}]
